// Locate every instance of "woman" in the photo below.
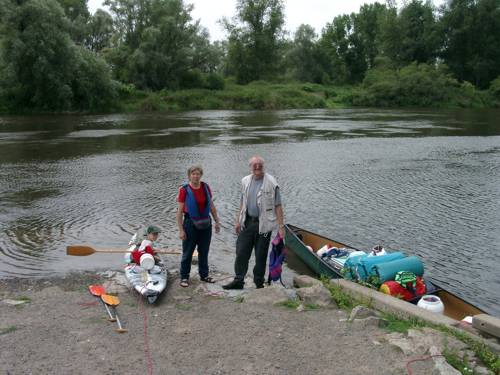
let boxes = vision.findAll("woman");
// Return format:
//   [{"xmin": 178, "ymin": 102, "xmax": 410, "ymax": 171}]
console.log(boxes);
[{"xmin": 176, "ymin": 165, "xmax": 220, "ymax": 287}]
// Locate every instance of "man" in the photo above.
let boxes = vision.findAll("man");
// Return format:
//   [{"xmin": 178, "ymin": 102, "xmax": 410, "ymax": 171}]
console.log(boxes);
[{"xmin": 223, "ymin": 155, "xmax": 285, "ymax": 290}]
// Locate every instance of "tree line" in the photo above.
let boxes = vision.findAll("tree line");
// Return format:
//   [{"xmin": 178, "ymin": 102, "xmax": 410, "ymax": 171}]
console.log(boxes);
[{"xmin": 1, "ymin": 0, "xmax": 499, "ymax": 112}]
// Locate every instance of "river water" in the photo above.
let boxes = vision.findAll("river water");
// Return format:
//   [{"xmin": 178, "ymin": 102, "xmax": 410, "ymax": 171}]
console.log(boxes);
[{"xmin": 1, "ymin": 109, "xmax": 499, "ymax": 315}]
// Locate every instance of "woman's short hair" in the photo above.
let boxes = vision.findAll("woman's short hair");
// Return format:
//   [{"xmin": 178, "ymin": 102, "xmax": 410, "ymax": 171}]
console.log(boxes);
[{"xmin": 187, "ymin": 165, "xmax": 203, "ymax": 176}]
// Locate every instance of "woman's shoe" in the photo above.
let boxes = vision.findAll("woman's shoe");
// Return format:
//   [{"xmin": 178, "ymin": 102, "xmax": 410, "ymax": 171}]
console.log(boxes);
[{"xmin": 200, "ymin": 276, "xmax": 215, "ymax": 283}]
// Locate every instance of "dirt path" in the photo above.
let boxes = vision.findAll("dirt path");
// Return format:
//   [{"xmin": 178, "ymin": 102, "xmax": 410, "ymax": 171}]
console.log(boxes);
[{"xmin": 0, "ymin": 270, "xmax": 433, "ymax": 375}]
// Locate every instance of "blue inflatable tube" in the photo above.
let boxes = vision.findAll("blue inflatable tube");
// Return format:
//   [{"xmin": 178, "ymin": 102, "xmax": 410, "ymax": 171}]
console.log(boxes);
[{"xmin": 374, "ymin": 256, "xmax": 424, "ymax": 283}]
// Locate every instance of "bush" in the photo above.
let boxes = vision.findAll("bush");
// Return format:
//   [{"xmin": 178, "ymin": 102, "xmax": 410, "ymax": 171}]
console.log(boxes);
[
  {"xmin": 116, "ymin": 83, "xmax": 139, "ymax": 99},
  {"xmin": 352, "ymin": 62, "xmax": 477, "ymax": 108},
  {"xmin": 489, "ymin": 76, "xmax": 500, "ymax": 100},
  {"xmin": 204, "ymin": 73, "xmax": 225, "ymax": 90},
  {"xmin": 179, "ymin": 69, "xmax": 205, "ymax": 89}
]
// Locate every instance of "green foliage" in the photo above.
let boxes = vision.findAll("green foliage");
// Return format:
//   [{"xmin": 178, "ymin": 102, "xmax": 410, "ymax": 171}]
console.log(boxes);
[
  {"xmin": 0, "ymin": 0, "xmax": 117, "ymax": 112},
  {"xmin": 489, "ymin": 76, "xmax": 500, "ymax": 100},
  {"xmin": 379, "ymin": 313, "xmax": 426, "ymax": 333},
  {"xmin": 205, "ymin": 73, "xmax": 225, "ymax": 90},
  {"xmin": 395, "ymin": 0, "xmax": 440, "ymax": 65},
  {"xmin": 287, "ymin": 24, "xmax": 322, "ymax": 83},
  {"xmin": 440, "ymin": 327, "xmax": 500, "ymax": 373},
  {"xmin": 86, "ymin": 9, "xmax": 114, "ymax": 52},
  {"xmin": 56, "ymin": 0, "xmax": 90, "ymax": 44},
  {"xmin": 304, "ymin": 303, "xmax": 320, "ymax": 310},
  {"xmin": 117, "ymin": 82, "xmax": 328, "ymax": 112},
  {"xmin": 442, "ymin": 349, "xmax": 475, "ymax": 375},
  {"xmin": 15, "ymin": 296, "xmax": 31, "ymax": 302},
  {"xmin": 104, "ymin": 0, "xmax": 218, "ymax": 90},
  {"xmin": 180, "ymin": 69, "xmax": 205, "ymax": 90},
  {"xmin": 0, "ymin": 326, "xmax": 18, "ymax": 335},
  {"xmin": 351, "ymin": 62, "xmax": 489, "ymax": 108},
  {"xmin": 440, "ymin": 0, "xmax": 500, "ymax": 89},
  {"xmin": 224, "ymin": 0, "xmax": 286, "ymax": 84},
  {"xmin": 116, "ymin": 83, "xmax": 140, "ymax": 99},
  {"xmin": 277, "ymin": 299, "xmax": 301, "ymax": 309},
  {"xmin": 321, "ymin": 278, "xmax": 354, "ymax": 309}
]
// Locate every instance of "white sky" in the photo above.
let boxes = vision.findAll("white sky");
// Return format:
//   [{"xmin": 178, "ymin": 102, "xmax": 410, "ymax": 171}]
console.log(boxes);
[{"xmin": 87, "ymin": 0, "xmax": 444, "ymax": 41}]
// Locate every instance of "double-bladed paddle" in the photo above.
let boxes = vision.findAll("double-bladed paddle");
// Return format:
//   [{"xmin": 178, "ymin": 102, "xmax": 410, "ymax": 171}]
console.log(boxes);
[
  {"xmin": 101, "ymin": 294, "xmax": 127, "ymax": 333},
  {"xmin": 67, "ymin": 245, "xmax": 181, "ymax": 256},
  {"xmin": 88, "ymin": 285, "xmax": 116, "ymax": 322}
]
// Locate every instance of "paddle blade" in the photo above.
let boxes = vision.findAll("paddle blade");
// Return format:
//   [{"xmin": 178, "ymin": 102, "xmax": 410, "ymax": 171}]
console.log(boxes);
[
  {"xmin": 67, "ymin": 245, "xmax": 95, "ymax": 256},
  {"xmin": 88, "ymin": 285, "xmax": 106, "ymax": 297},
  {"xmin": 101, "ymin": 294, "xmax": 120, "ymax": 306}
]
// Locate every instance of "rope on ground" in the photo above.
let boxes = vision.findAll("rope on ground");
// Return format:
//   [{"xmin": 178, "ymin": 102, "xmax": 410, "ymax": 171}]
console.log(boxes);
[
  {"xmin": 77, "ymin": 300, "xmax": 98, "ymax": 309},
  {"xmin": 137, "ymin": 293, "xmax": 154, "ymax": 375},
  {"xmin": 406, "ymin": 354, "xmax": 444, "ymax": 375}
]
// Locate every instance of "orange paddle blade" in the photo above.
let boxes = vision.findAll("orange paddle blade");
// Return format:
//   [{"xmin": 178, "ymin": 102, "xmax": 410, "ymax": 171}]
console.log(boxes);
[
  {"xmin": 101, "ymin": 294, "xmax": 120, "ymax": 306},
  {"xmin": 67, "ymin": 245, "xmax": 95, "ymax": 256},
  {"xmin": 88, "ymin": 285, "xmax": 106, "ymax": 297}
]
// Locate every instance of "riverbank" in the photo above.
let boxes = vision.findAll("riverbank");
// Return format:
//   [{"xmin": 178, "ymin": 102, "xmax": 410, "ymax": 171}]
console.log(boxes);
[
  {"xmin": 2, "ymin": 80, "xmax": 498, "ymax": 115},
  {"xmin": 1, "ymin": 268, "xmax": 498, "ymax": 374}
]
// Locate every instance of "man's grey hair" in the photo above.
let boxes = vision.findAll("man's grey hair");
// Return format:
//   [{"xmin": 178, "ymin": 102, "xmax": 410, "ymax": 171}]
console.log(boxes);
[{"xmin": 248, "ymin": 155, "xmax": 264, "ymax": 166}]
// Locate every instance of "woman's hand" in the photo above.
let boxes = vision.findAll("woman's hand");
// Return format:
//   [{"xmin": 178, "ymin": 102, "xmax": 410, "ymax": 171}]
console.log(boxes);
[
  {"xmin": 179, "ymin": 229, "xmax": 186, "ymax": 240},
  {"xmin": 235, "ymin": 222, "xmax": 241, "ymax": 234},
  {"xmin": 214, "ymin": 221, "xmax": 221, "ymax": 234}
]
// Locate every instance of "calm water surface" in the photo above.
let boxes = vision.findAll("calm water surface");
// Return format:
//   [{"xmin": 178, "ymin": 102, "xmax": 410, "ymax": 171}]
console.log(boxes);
[{"xmin": 1, "ymin": 109, "xmax": 499, "ymax": 315}]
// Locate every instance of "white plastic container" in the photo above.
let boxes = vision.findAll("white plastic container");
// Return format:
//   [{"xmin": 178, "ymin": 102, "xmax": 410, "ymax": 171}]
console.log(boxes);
[
  {"xmin": 140, "ymin": 253, "xmax": 155, "ymax": 270},
  {"xmin": 417, "ymin": 295, "xmax": 445, "ymax": 314}
]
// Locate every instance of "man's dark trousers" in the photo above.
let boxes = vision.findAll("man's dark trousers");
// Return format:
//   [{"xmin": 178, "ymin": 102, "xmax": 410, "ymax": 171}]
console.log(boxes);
[{"xmin": 234, "ymin": 216, "xmax": 271, "ymax": 286}]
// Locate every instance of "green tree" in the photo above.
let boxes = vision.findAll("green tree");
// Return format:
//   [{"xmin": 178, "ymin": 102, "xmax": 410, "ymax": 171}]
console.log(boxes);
[
  {"xmin": 379, "ymin": 0, "xmax": 439, "ymax": 65},
  {"xmin": 86, "ymin": 9, "xmax": 114, "ymax": 52},
  {"xmin": 354, "ymin": 2, "xmax": 387, "ymax": 69},
  {"xmin": 56, "ymin": 0, "xmax": 90, "ymax": 44},
  {"xmin": 104, "ymin": 0, "xmax": 217, "ymax": 89},
  {"xmin": 319, "ymin": 14, "xmax": 367, "ymax": 84},
  {"xmin": 440, "ymin": 0, "xmax": 500, "ymax": 88},
  {"xmin": 0, "ymin": 0, "xmax": 116, "ymax": 111},
  {"xmin": 287, "ymin": 24, "xmax": 322, "ymax": 82},
  {"xmin": 224, "ymin": 0, "xmax": 286, "ymax": 84},
  {"xmin": 398, "ymin": 0, "xmax": 440, "ymax": 64}
]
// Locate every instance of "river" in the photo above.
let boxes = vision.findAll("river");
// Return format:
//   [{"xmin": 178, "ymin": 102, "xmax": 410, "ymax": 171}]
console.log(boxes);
[{"xmin": 0, "ymin": 108, "xmax": 499, "ymax": 315}]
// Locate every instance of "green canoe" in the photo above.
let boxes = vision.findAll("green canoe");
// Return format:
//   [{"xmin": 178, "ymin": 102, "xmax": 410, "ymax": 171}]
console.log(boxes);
[{"xmin": 284, "ymin": 224, "xmax": 485, "ymax": 320}]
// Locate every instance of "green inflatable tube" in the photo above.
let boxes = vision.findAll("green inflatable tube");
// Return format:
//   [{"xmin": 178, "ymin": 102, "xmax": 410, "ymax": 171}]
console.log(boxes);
[{"xmin": 374, "ymin": 256, "xmax": 424, "ymax": 283}]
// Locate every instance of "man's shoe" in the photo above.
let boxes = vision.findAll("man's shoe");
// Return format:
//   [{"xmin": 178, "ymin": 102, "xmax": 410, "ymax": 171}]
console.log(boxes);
[
  {"xmin": 255, "ymin": 283, "xmax": 264, "ymax": 289},
  {"xmin": 222, "ymin": 280, "xmax": 244, "ymax": 290}
]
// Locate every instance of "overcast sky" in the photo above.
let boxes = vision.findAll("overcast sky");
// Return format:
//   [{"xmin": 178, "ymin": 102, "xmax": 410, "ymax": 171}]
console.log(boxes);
[
  {"xmin": 186, "ymin": 0, "xmax": 391, "ymax": 40},
  {"xmin": 87, "ymin": 0, "xmax": 444, "ymax": 41}
]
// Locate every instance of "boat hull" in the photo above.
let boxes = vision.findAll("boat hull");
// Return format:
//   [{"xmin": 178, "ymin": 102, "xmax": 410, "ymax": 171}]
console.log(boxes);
[{"xmin": 284, "ymin": 224, "xmax": 485, "ymax": 320}]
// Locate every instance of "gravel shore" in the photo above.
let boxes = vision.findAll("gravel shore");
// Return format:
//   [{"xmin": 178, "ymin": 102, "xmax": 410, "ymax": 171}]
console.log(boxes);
[{"xmin": 0, "ymin": 268, "xmax": 442, "ymax": 375}]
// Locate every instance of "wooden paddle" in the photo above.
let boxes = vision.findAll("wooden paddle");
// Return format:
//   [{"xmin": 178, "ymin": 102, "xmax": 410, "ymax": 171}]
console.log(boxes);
[
  {"xmin": 88, "ymin": 285, "xmax": 116, "ymax": 322},
  {"xmin": 101, "ymin": 294, "xmax": 127, "ymax": 333},
  {"xmin": 67, "ymin": 245, "xmax": 181, "ymax": 256}
]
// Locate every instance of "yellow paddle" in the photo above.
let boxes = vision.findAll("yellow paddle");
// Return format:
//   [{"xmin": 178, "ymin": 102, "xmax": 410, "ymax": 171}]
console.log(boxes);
[
  {"xmin": 67, "ymin": 245, "xmax": 181, "ymax": 256},
  {"xmin": 101, "ymin": 294, "xmax": 127, "ymax": 333}
]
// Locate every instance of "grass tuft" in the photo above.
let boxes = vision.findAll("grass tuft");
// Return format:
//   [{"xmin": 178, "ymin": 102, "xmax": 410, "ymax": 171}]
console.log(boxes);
[{"xmin": 0, "ymin": 326, "xmax": 18, "ymax": 335}]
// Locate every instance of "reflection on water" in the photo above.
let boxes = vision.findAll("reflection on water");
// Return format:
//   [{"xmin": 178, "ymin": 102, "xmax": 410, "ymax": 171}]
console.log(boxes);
[{"xmin": 0, "ymin": 108, "xmax": 499, "ymax": 315}]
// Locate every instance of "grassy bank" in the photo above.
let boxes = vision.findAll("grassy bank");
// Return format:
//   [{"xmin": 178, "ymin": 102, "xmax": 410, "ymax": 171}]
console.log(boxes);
[
  {"xmin": 1, "ymin": 79, "xmax": 498, "ymax": 115},
  {"xmin": 116, "ymin": 79, "xmax": 498, "ymax": 113}
]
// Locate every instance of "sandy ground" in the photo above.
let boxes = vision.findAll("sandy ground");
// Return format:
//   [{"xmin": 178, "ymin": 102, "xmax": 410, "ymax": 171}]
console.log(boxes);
[{"xmin": 0, "ymin": 268, "xmax": 435, "ymax": 375}]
